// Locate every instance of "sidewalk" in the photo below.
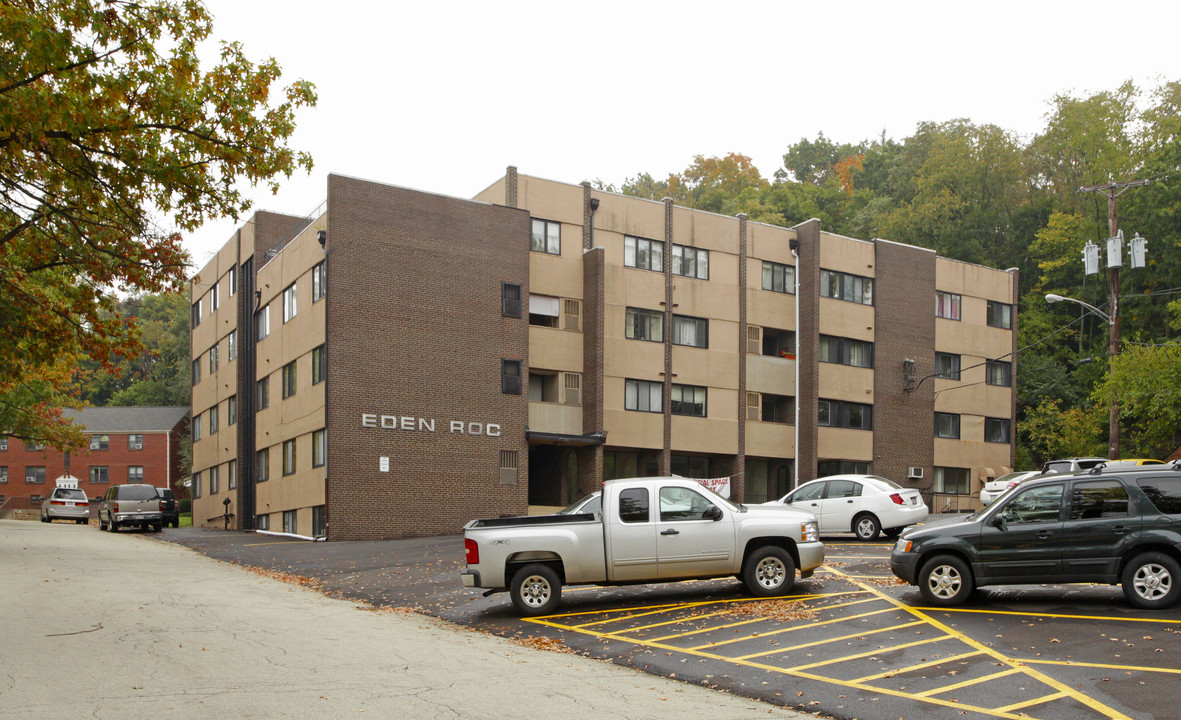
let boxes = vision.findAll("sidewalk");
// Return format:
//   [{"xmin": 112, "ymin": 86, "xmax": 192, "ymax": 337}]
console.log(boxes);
[{"xmin": 1, "ymin": 520, "xmax": 810, "ymax": 719}]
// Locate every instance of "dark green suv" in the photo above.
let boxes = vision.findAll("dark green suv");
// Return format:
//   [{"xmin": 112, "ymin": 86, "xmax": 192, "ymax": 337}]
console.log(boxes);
[{"xmin": 891, "ymin": 463, "xmax": 1181, "ymax": 609}]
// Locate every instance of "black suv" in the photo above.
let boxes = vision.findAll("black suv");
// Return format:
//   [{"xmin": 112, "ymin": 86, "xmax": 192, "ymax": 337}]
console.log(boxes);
[
  {"xmin": 892, "ymin": 462, "xmax": 1181, "ymax": 609},
  {"xmin": 155, "ymin": 486, "xmax": 179, "ymax": 528}
]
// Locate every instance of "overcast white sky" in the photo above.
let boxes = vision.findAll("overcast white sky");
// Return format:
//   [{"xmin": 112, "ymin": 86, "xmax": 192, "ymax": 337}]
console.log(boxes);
[{"xmin": 181, "ymin": 0, "xmax": 1180, "ymax": 268}]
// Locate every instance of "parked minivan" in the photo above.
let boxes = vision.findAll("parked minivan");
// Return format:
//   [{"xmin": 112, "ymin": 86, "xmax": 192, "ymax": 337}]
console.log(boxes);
[{"xmin": 1041, "ymin": 457, "xmax": 1108, "ymax": 474}]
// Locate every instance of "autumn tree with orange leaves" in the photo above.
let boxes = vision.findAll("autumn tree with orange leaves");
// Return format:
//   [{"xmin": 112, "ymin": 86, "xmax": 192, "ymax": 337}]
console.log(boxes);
[{"xmin": 1, "ymin": 0, "xmax": 316, "ymax": 448}]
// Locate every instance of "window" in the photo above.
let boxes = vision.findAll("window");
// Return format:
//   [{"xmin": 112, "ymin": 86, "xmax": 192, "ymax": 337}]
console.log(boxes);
[
  {"xmin": 209, "ymin": 405, "xmax": 219, "ymax": 435},
  {"xmin": 762, "ymin": 261, "xmax": 795, "ymax": 294},
  {"xmin": 228, "ymin": 264, "xmax": 237, "ymax": 296},
  {"xmin": 625, "ymin": 235, "xmax": 663, "ymax": 271},
  {"xmin": 312, "ymin": 505, "xmax": 326, "ymax": 537},
  {"xmin": 625, "ymin": 379, "xmax": 663, "ymax": 413},
  {"xmin": 936, "ymin": 291, "xmax": 961, "ymax": 320},
  {"xmin": 281, "ymin": 361, "xmax": 297, "ymax": 399},
  {"xmin": 820, "ymin": 269, "xmax": 874, "ymax": 305},
  {"xmin": 933, "ymin": 467, "xmax": 972, "ymax": 495},
  {"xmin": 312, "ymin": 345, "xmax": 326, "ymax": 385},
  {"xmin": 935, "ymin": 412, "xmax": 960, "ymax": 439},
  {"xmin": 528, "ymin": 294, "xmax": 560, "ymax": 327},
  {"xmin": 672, "ymin": 244, "xmax": 708, "ymax": 280},
  {"xmin": 256, "ymin": 304, "xmax": 270, "ymax": 340},
  {"xmin": 228, "ymin": 459, "xmax": 237, "ymax": 490},
  {"xmin": 192, "ymin": 358, "xmax": 200, "ymax": 385},
  {"xmin": 228, "ymin": 330, "xmax": 237, "ymax": 361},
  {"xmin": 531, "ymin": 218, "xmax": 561, "ymax": 255},
  {"xmin": 0, "ymin": 437, "xmax": 5, "ymax": 450},
  {"xmin": 89, "ymin": 434, "xmax": 109, "ymax": 451},
  {"xmin": 283, "ymin": 284, "xmax": 297, "ymax": 323},
  {"xmin": 256, "ymin": 376, "xmax": 269, "ymax": 409},
  {"xmin": 127, "ymin": 466, "xmax": 142, "ymax": 483},
  {"xmin": 501, "ymin": 282, "xmax": 521, "ymax": 318},
  {"xmin": 24, "ymin": 440, "xmax": 45, "ymax": 451},
  {"xmin": 1137, "ymin": 478, "xmax": 1181, "ymax": 514},
  {"xmin": 985, "ymin": 417, "xmax": 1011, "ymax": 443},
  {"xmin": 209, "ymin": 465, "xmax": 220, "ymax": 494},
  {"xmin": 227, "ymin": 395, "xmax": 237, "ymax": 425},
  {"xmin": 256, "ymin": 448, "xmax": 269, "ymax": 482},
  {"xmin": 672, "ymin": 315, "xmax": 708, "ymax": 348},
  {"xmin": 25, "ymin": 466, "xmax": 45, "ymax": 483},
  {"xmin": 191, "ymin": 300, "xmax": 201, "ymax": 328},
  {"xmin": 818, "ymin": 399, "xmax": 873, "ymax": 430},
  {"xmin": 625, "ymin": 307, "xmax": 663, "ymax": 342},
  {"xmin": 312, "ymin": 429, "xmax": 326, "ymax": 468},
  {"xmin": 935, "ymin": 352, "xmax": 961, "ymax": 380},
  {"xmin": 670, "ymin": 384, "xmax": 707, "ymax": 417},
  {"xmin": 818, "ymin": 460, "xmax": 871, "ymax": 476},
  {"xmin": 312, "ymin": 261, "xmax": 326, "ymax": 302},
  {"xmin": 986, "ymin": 359, "xmax": 1012, "ymax": 387},
  {"xmin": 618, "ymin": 487, "xmax": 649, "ymax": 523},
  {"xmin": 1000, "ymin": 484, "xmax": 1064, "ymax": 525},
  {"xmin": 128, "ymin": 434, "xmax": 143, "ymax": 450},
  {"xmin": 760, "ymin": 327, "xmax": 796, "ymax": 358},
  {"xmin": 256, "ymin": 513, "xmax": 269, "ymax": 531},
  {"xmin": 210, "ymin": 281, "xmax": 219, "ymax": 311},
  {"xmin": 819, "ymin": 335, "xmax": 874, "ymax": 368},
  {"xmin": 192, "ymin": 414, "xmax": 201, "ymax": 441},
  {"xmin": 501, "ymin": 359, "xmax": 522, "ymax": 394},
  {"xmin": 0, "ymin": 466, "xmax": 6, "ymax": 483},
  {"xmin": 192, "ymin": 471, "xmax": 201, "ymax": 498},
  {"xmin": 90, "ymin": 466, "xmax": 109, "ymax": 484},
  {"xmin": 209, "ymin": 343, "xmax": 219, "ymax": 373},
  {"xmin": 283, "ymin": 509, "xmax": 297, "ymax": 534},
  {"xmin": 760, "ymin": 393, "xmax": 794, "ymax": 423},
  {"xmin": 987, "ymin": 300, "xmax": 1012, "ymax": 329},
  {"xmin": 659, "ymin": 486, "xmax": 716, "ymax": 521},
  {"xmin": 1068, "ymin": 480, "xmax": 1130, "ymax": 520}
]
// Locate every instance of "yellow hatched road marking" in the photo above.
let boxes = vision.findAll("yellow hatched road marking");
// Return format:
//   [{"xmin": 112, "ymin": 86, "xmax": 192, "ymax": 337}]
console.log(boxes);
[
  {"xmin": 786, "ymin": 634, "xmax": 955, "ymax": 671},
  {"xmin": 732, "ymin": 619, "xmax": 927, "ymax": 661},
  {"xmin": 909, "ymin": 605, "xmax": 1181, "ymax": 624},
  {"xmin": 652, "ymin": 595, "xmax": 885, "ymax": 643},
  {"xmin": 994, "ymin": 691, "xmax": 1070, "ymax": 713},
  {"xmin": 912, "ymin": 667, "xmax": 1021, "ymax": 697},
  {"xmin": 822, "ymin": 566, "xmax": 1134, "ymax": 720},
  {"xmin": 851, "ymin": 649, "xmax": 985, "ymax": 683},
  {"xmin": 688, "ymin": 605, "xmax": 897, "ymax": 650},
  {"xmin": 1017, "ymin": 658, "xmax": 1181, "ymax": 675}
]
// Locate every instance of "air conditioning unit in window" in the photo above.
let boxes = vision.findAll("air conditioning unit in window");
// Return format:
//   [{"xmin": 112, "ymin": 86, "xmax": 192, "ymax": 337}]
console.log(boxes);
[
  {"xmin": 908, "ymin": 466, "xmax": 924, "ymax": 479},
  {"xmin": 131, "ymin": 443, "xmax": 142, "ymax": 450}
]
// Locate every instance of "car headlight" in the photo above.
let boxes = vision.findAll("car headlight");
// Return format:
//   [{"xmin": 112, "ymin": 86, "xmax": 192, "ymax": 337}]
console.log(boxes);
[
  {"xmin": 894, "ymin": 538, "xmax": 913, "ymax": 553},
  {"xmin": 802, "ymin": 521, "xmax": 818, "ymax": 543}
]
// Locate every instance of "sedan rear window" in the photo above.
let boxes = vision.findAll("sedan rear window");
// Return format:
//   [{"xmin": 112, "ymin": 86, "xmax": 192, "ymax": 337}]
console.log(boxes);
[
  {"xmin": 1137, "ymin": 477, "xmax": 1181, "ymax": 514},
  {"xmin": 53, "ymin": 488, "xmax": 87, "ymax": 500},
  {"xmin": 862, "ymin": 476, "xmax": 902, "ymax": 491}
]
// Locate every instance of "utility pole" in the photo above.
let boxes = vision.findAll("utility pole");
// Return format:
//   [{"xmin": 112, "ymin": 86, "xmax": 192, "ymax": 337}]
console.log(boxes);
[{"xmin": 1079, "ymin": 178, "xmax": 1149, "ymax": 459}]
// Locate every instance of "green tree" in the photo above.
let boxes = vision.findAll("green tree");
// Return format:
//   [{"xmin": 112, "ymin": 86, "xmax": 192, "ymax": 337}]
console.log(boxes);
[
  {"xmin": 1, "ymin": 0, "xmax": 316, "ymax": 448},
  {"xmin": 1092, "ymin": 344, "xmax": 1181, "ymax": 458}
]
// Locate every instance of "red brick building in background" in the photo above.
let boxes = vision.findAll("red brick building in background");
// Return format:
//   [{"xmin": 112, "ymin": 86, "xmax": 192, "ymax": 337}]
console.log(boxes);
[{"xmin": 0, "ymin": 407, "xmax": 189, "ymax": 512}]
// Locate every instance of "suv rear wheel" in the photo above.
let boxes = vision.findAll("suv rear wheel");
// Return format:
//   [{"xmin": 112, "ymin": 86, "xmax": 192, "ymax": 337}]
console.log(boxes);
[{"xmin": 1122, "ymin": 552, "xmax": 1180, "ymax": 609}]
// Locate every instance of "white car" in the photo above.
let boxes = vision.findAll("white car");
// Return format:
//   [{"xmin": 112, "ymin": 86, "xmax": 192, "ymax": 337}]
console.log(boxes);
[
  {"xmin": 764, "ymin": 474, "xmax": 928, "ymax": 540},
  {"xmin": 979, "ymin": 470, "xmax": 1041, "ymax": 506}
]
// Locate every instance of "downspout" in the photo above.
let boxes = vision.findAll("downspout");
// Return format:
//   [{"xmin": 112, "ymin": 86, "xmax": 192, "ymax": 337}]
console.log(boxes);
[{"xmin": 791, "ymin": 239, "xmax": 800, "ymax": 489}]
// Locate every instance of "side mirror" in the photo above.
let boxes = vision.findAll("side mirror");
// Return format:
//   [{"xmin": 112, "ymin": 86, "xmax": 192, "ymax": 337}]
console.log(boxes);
[
  {"xmin": 704, "ymin": 505, "xmax": 723, "ymax": 521},
  {"xmin": 990, "ymin": 514, "xmax": 1005, "ymax": 529}
]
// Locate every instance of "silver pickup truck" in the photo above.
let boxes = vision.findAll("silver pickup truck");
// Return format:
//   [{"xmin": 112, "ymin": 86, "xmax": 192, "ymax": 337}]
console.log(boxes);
[{"xmin": 462, "ymin": 476, "xmax": 825, "ymax": 616}]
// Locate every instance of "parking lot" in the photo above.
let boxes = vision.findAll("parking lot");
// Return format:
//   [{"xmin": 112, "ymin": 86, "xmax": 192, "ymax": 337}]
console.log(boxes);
[{"xmin": 169, "ymin": 529, "xmax": 1179, "ymax": 720}]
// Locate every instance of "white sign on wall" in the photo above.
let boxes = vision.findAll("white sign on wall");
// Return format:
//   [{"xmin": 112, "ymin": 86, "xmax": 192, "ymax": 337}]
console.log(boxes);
[{"xmin": 379, "ymin": 457, "xmax": 390, "ymax": 473}]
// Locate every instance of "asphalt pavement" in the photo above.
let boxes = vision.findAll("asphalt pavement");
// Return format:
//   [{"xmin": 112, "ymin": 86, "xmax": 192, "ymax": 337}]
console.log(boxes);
[{"xmin": 1, "ymin": 520, "xmax": 812, "ymax": 719}]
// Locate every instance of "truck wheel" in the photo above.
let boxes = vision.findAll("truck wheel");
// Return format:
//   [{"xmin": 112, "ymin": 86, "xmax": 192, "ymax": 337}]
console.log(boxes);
[
  {"xmin": 1122, "ymin": 552, "xmax": 1180, "ymax": 609},
  {"xmin": 742, "ymin": 546, "xmax": 796, "ymax": 597},
  {"xmin": 109, "ymin": 519, "xmax": 119, "ymax": 533},
  {"xmin": 99, "ymin": 518, "xmax": 108, "ymax": 531},
  {"xmin": 918, "ymin": 554, "xmax": 973, "ymax": 606},
  {"xmin": 509, "ymin": 564, "xmax": 562, "ymax": 616},
  {"xmin": 854, "ymin": 514, "xmax": 881, "ymax": 541}
]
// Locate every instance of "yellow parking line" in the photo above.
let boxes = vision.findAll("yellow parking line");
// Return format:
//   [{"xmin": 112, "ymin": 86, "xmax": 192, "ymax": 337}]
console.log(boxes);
[
  {"xmin": 851, "ymin": 649, "xmax": 985, "ymax": 683},
  {"xmin": 910, "ymin": 605, "xmax": 1181, "ymax": 625},
  {"xmin": 1018, "ymin": 658, "xmax": 1181, "ymax": 675},
  {"xmin": 912, "ymin": 667, "xmax": 1021, "ymax": 697},
  {"xmin": 735, "ymin": 620, "xmax": 929, "ymax": 661},
  {"xmin": 994, "ymin": 691, "xmax": 1069, "ymax": 713},
  {"xmin": 692, "ymin": 606, "xmax": 899, "ymax": 651}
]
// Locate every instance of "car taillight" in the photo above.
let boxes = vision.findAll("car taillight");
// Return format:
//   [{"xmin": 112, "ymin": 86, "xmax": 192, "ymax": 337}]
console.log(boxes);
[
  {"xmin": 890, "ymin": 493, "xmax": 904, "ymax": 505},
  {"xmin": 464, "ymin": 538, "xmax": 479, "ymax": 565},
  {"xmin": 1006, "ymin": 481, "xmax": 1019, "ymax": 489},
  {"xmin": 51, "ymin": 500, "xmax": 67, "ymax": 505},
  {"xmin": 112, "ymin": 502, "xmax": 119, "ymax": 513}
]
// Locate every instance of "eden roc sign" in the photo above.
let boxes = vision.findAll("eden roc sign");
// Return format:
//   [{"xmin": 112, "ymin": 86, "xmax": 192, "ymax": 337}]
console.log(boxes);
[{"xmin": 361, "ymin": 413, "xmax": 501, "ymax": 438}]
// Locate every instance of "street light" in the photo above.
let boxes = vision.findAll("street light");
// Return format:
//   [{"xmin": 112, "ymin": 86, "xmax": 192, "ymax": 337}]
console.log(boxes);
[
  {"xmin": 1044, "ymin": 294, "xmax": 1112, "ymax": 324},
  {"xmin": 1045, "ymin": 292, "xmax": 1119, "ymax": 459}
]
